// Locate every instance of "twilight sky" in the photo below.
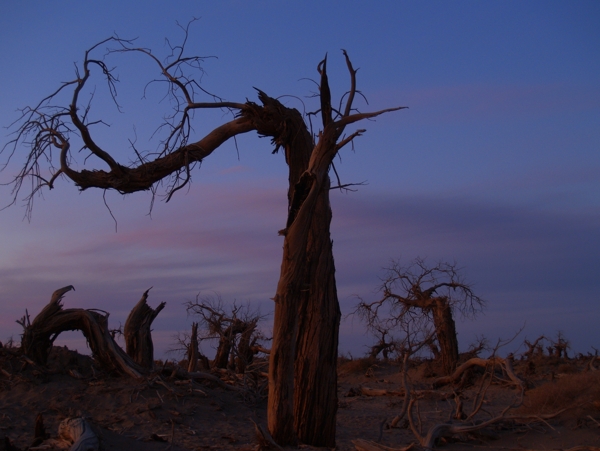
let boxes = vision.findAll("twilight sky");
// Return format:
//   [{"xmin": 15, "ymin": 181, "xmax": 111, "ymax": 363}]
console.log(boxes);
[{"xmin": 1, "ymin": 1, "xmax": 599, "ymax": 359}]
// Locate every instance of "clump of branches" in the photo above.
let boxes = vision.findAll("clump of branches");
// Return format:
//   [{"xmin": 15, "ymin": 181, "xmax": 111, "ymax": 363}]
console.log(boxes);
[
  {"xmin": 184, "ymin": 294, "xmax": 269, "ymax": 374},
  {"xmin": 1, "ymin": 20, "xmax": 240, "ymax": 218},
  {"xmin": 356, "ymin": 258, "xmax": 486, "ymax": 374}
]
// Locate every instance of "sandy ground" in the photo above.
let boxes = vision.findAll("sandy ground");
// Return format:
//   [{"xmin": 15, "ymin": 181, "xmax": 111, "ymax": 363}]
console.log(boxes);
[{"xmin": 1, "ymin": 346, "xmax": 599, "ymax": 450}]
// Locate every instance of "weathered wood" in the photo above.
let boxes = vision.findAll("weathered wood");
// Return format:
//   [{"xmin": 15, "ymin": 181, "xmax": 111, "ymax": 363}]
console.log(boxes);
[
  {"xmin": 433, "ymin": 357, "xmax": 524, "ymax": 389},
  {"xmin": 352, "ymin": 439, "xmax": 415, "ymax": 451},
  {"xmin": 360, "ymin": 387, "xmax": 405, "ymax": 397},
  {"xmin": 416, "ymin": 408, "xmax": 567, "ymax": 449},
  {"xmin": 6, "ymin": 34, "xmax": 405, "ymax": 446},
  {"xmin": 124, "ymin": 288, "xmax": 165, "ymax": 369},
  {"xmin": 21, "ymin": 286, "xmax": 146, "ymax": 378},
  {"xmin": 432, "ymin": 299, "xmax": 459, "ymax": 374},
  {"xmin": 58, "ymin": 417, "xmax": 100, "ymax": 451},
  {"xmin": 186, "ymin": 322, "xmax": 199, "ymax": 373},
  {"xmin": 166, "ymin": 365, "xmax": 241, "ymax": 392}
]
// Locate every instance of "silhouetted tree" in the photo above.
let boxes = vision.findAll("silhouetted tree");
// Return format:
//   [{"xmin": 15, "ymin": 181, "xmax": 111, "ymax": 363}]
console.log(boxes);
[
  {"xmin": 185, "ymin": 296, "xmax": 265, "ymax": 373},
  {"xmin": 2, "ymin": 23, "xmax": 404, "ymax": 446},
  {"xmin": 357, "ymin": 258, "xmax": 485, "ymax": 374}
]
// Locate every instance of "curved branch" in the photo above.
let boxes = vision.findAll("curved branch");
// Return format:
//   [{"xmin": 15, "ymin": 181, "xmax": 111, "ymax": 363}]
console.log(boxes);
[
  {"xmin": 433, "ymin": 357, "xmax": 525, "ymax": 389},
  {"xmin": 21, "ymin": 286, "xmax": 146, "ymax": 378},
  {"xmin": 65, "ymin": 115, "xmax": 254, "ymax": 193}
]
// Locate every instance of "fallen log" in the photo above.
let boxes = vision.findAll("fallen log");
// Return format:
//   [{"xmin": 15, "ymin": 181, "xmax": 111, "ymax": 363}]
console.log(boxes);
[
  {"xmin": 433, "ymin": 356, "xmax": 524, "ymax": 389},
  {"xmin": 409, "ymin": 397, "xmax": 568, "ymax": 450},
  {"xmin": 360, "ymin": 386, "xmax": 405, "ymax": 397},
  {"xmin": 352, "ymin": 439, "xmax": 414, "ymax": 451},
  {"xmin": 164, "ymin": 365, "xmax": 242, "ymax": 392}
]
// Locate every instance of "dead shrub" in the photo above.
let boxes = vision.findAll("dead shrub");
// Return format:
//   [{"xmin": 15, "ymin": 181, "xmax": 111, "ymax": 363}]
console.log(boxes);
[{"xmin": 518, "ymin": 371, "xmax": 600, "ymax": 416}]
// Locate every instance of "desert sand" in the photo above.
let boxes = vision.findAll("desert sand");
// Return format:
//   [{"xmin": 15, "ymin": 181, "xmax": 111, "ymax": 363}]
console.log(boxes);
[{"xmin": 1, "ymin": 345, "xmax": 599, "ymax": 450}]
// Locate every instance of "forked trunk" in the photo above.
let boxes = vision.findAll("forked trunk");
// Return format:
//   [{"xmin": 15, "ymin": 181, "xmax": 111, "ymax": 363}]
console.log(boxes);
[
  {"xmin": 432, "ymin": 299, "xmax": 459, "ymax": 375},
  {"xmin": 21, "ymin": 286, "xmax": 146, "ymax": 378},
  {"xmin": 261, "ymin": 94, "xmax": 341, "ymax": 446},
  {"xmin": 124, "ymin": 288, "xmax": 165, "ymax": 369}
]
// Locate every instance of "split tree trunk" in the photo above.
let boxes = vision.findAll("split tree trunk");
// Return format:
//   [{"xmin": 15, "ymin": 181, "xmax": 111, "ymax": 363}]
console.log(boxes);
[
  {"xmin": 21, "ymin": 286, "xmax": 152, "ymax": 378},
  {"xmin": 186, "ymin": 322, "xmax": 199, "ymax": 372},
  {"xmin": 124, "ymin": 288, "xmax": 165, "ymax": 369},
  {"xmin": 213, "ymin": 318, "xmax": 255, "ymax": 370},
  {"xmin": 432, "ymin": 299, "xmax": 459, "ymax": 375},
  {"xmin": 236, "ymin": 321, "xmax": 258, "ymax": 374},
  {"xmin": 252, "ymin": 90, "xmax": 342, "ymax": 446}
]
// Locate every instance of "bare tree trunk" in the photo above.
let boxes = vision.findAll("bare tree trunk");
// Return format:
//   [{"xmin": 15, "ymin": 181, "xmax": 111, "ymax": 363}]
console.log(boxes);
[
  {"xmin": 187, "ymin": 322, "xmax": 199, "ymax": 372},
  {"xmin": 236, "ymin": 322, "xmax": 257, "ymax": 374},
  {"xmin": 253, "ymin": 94, "xmax": 312, "ymax": 446},
  {"xmin": 293, "ymin": 182, "xmax": 340, "ymax": 447},
  {"xmin": 21, "ymin": 286, "xmax": 145, "ymax": 378},
  {"xmin": 213, "ymin": 319, "xmax": 249, "ymax": 370},
  {"xmin": 214, "ymin": 326, "xmax": 234, "ymax": 369},
  {"xmin": 5, "ymin": 36, "xmax": 404, "ymax": 449},
  {"xmin": 124, "ymin": 288, "xmax": 165, "ymax": 369},
  {"xmin": 432, "ymin": 299, "xmax": 459, "ymax": 375},
  {"xmin": 258, "ymin": 87, "xmax": 344, "ymax": 446}
]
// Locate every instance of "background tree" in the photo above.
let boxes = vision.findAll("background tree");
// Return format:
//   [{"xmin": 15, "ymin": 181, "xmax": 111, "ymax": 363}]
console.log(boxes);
[
  {"xmin": 18, "ymin": 286, "xmax": 152, "ymax": 378},
  {"xmin": 357, "ymin": 258, "xmax": 485, "ymax": 375},
  {"xmin": 2, "ymin": 24, "xmax": 404, "ymax": 446},
  {"xmin": 124, "ymin": 288, "xmax": 165, "ymax": 369},
  {"xmin": 185, "ymin": 295, "xmax": 266, "ymax": 374}
]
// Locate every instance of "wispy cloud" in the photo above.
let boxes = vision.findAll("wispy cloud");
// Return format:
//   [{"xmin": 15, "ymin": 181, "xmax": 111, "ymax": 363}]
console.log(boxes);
[{"xmin": 1, "ymin": 176, "xmax": 598, "ymax": 356}]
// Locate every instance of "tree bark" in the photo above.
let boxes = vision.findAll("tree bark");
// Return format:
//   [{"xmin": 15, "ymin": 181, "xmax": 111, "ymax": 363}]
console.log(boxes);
[
  {"xmin": 124, "ymin": 288, "xmax": 165, "ymax": 369},
  {"xmin": 253, "ymin": 90, "xmax": 342, "ymax": 446},
  {"xmin": 213, "ymin": 318, "xmax": 251, "ymax": 370},
  {"xmin": 187, "ymin": 322, "xmax": 199, "ymax": 373},
  {"xmin": 58, "ymin": 417, "xmax": 100, "ymax": 451},
  {"xmin": 21, "ymin": 286, "xmax": 146, "ymax": 378},
  {"xmin": 236, "ymin": 321, "xmax": 257, "ymax": 374},
  {"xmin": 432, "ymin": 299, "xmax": 459, "ymax": 375},
  {"xmin": 7, "ymin": 41, "xmax": 404, "ymax": 447},
  {"xmin": 273, "ymin": 134, "xmax": 341, "ymax": 446},
  {"xmin": 293, "ymin": 179, "xmax": 340, "ymax": 447}
]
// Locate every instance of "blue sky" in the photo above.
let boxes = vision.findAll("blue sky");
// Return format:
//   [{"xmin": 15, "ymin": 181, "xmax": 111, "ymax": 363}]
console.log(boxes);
[{"xmin": 0, "ymin": 1, "xmax": 599, "ymax": 358}]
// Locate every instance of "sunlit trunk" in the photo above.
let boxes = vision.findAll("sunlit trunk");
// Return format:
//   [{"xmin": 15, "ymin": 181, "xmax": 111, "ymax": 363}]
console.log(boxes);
[{"xmin": 294, "ymin": 179, "xmax": 340, "ymax": 447}]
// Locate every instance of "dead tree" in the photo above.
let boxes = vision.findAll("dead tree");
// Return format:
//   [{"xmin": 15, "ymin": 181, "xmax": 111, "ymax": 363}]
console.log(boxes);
[
  {"xmin": 124, "ymin": 288, "xmax": 165, "ymax": 369},
  {"xmin": 18, "ymin": 286, "xmax": 147, "ymax": 378},
  {"xmin": 2, "ymin": 24, "xmax": 404, "ymax": 446},
  {"xmin": 368, "ymin": 326, "xmax": 396, "ymax": 360},
  {"xmin": 186, "ymin": 322, "xmax": 200, "ymax": 372},
  {"xmin": 357, "ymin": 258, "xmax": 485, "ymax": 375},
  {"xmin": 186, "ymin": 296, "xmax": 264, "ymax": 372},
  {"xmin": 523, "ymin": 335, "xmax": 546, "ymax": 360},
  {"xmin": 549, "ymin": 331, "xmax": 570, "ymax": 359}
]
